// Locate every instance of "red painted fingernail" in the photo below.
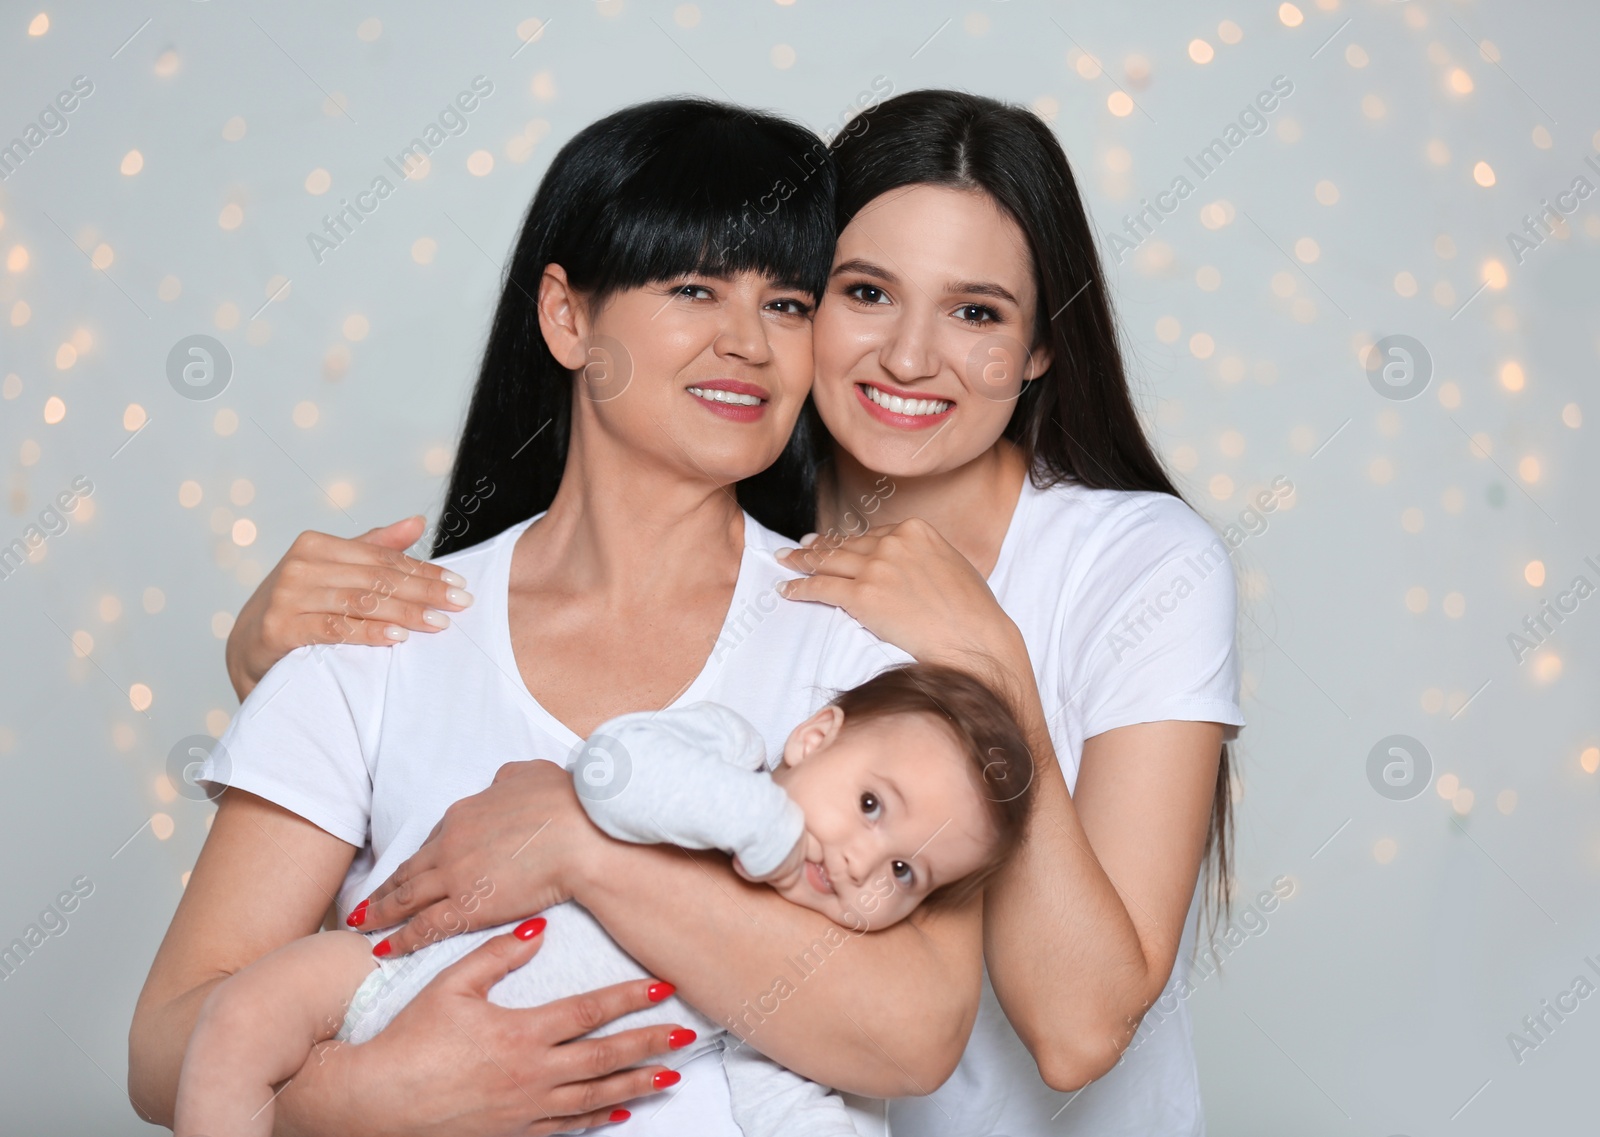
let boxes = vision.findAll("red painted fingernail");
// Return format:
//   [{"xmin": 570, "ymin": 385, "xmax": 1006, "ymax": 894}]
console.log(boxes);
[
  {"xmin": 372, "ymin": 939, "xmax": 392, "ymax": 958},
  {"xmin": 668, "ymin": 1028, "xmax": 696, "ymax": 1049},
  {"xmin": 608, "ymin": 1109, "xmax": 630, "ymax": 1122},
  {"xmin": 652, "ymin": 1069, "xmax": 681, "ymax": 1090},
  {"xmin": 514, "ymin": 917, "xmax": 547, "ymax": 940},
  {"xmin": 646, "ymin": 981, "xmax": 674, "ymax": 1003},
  {"xmin": 345, "ymin": 899, "xmax": 369, "ymax": 928}
]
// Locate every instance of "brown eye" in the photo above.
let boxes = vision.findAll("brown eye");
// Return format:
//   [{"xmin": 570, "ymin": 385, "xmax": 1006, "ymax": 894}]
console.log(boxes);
[
  {"xmin": 859, "ymin": 791, "xmax": 881, "ymax": 819},
  {"xmin": 892, "ymin": 860, "xmax": 914, "ymax": 886}
]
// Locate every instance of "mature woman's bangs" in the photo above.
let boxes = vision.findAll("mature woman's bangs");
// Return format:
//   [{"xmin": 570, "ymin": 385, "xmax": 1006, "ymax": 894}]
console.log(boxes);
[{"xmin": 598, "ymin": 119, "xmax": 836, "ymax": 297}]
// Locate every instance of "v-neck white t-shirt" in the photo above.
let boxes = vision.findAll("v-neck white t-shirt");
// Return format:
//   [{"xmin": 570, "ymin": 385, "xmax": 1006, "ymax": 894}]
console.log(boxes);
[
  {"xmin": 889, "ymin": 476, "xmax": 1246, "ymax": 1137},
  {"xmin": 205, "ymin": 511, "xmax": 911, "ymax": 1137}
]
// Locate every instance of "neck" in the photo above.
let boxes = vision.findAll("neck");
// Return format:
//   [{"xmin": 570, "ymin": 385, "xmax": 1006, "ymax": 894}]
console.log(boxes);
[
  {"xmin": 522, "ymin": 411, "xmax": 745, "ymax": 597},
  {"xmin": 818, "ymin": 438, "xmax": 1028, "ymax": 577}
]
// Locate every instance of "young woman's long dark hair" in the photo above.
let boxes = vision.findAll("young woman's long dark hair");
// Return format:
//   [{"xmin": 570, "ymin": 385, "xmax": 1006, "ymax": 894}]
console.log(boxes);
[
  {"xmin": 431, "ymin": 97, "xmax": 836, "ymax": 557},
  {"xmin": 821, "ymin": 89, "xmax": 1238, "ymax": 932}
]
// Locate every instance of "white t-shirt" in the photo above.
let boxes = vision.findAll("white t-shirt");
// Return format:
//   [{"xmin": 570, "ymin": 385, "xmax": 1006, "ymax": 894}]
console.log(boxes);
[
  {"xmin": 887, "ymin": 477, "xmax": 1245, "ymax": 1137},
  {"xmin": 203, "ymin": 511, "xmax": 910, "ymax": 1137}
]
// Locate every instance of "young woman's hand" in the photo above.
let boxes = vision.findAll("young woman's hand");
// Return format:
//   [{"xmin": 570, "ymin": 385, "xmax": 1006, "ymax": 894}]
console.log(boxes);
[
  {"xmin": 225, "ymin": 516, "xmax": 474, "ymax": 700},
  {"xmin": 355, "ymin": 760, "xmax": 598, "ymax": 958},
  {"xmin": 276, "ymin": 926, "xmax": 689, "ymax": 1137},
  {"xmin": 776, "ymin": 517, "xmax": 1031, "ymax": 683}
]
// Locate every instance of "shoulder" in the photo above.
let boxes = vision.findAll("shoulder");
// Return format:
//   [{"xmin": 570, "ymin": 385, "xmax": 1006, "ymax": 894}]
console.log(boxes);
[{"xmin": 1020, "ymin": 480, "xmax": 1226, "ymax": 590}]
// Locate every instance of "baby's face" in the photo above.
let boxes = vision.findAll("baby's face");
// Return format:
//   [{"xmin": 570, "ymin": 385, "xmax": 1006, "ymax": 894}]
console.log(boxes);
[{"xmin": 769, "ymin": 708, "xmax": 995, "ymax": 928}]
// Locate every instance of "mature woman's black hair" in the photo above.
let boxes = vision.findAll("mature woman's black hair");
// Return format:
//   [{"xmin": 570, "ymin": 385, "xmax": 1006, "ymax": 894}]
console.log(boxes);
[
  {"xmin": 432, "ymin": 97, "xmax": 835, "ymax": 555},
  {"xmin": 819, "ymin": 88, "xmax": 1238, "ymax": 932}
]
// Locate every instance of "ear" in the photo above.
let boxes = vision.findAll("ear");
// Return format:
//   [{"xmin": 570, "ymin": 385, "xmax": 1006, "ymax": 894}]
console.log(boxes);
[
  {"xmin": 780, "ymin": 705, "xmax": 845, "ymax": 769},
  {"xmin": 537, "ymin": 263, "xmax": 590, "ymax": 371},
  {"xmin": 1024, "ymin": 340, "xmax": 1053, "ymax": 383}
]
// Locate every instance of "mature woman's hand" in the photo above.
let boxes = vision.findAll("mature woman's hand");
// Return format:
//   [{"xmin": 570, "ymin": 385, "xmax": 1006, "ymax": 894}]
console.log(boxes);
[
  {"xmin": 357, "ymin": 761, "xmax": 596, "ymax": 957},
  {"xmin": 776, "ymin": 517, "xmax": 1030, "ymax": 682},
  {"xmin": 276, "ymin": 926, "xmax": 687, "ymax": 1137},
  {"xmin": 226, "ymin": 516, "xmax": 474, "ymax": 700}
]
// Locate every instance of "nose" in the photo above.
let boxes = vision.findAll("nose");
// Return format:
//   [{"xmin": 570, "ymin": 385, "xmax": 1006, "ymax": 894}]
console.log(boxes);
[
  {"xmin": 712, "ymin": 299, "xmax": 771, "ymax": 366},
  {"xmin": 878, "ymin": 302, "xmax": 940, "ymax": 386}
]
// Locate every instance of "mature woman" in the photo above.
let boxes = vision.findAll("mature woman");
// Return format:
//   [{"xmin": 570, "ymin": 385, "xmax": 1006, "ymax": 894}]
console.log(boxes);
[
  {"xmin": 129, "ymin": 98, "xmax": 981, "ymax": 1137},
  {"xmin": 191, "ymin": 91, "xmax": 1244, "ymax": 1136}
]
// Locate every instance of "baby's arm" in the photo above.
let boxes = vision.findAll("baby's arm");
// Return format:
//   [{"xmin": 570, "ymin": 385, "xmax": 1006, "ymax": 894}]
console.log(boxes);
[
  {"xmin": 173, "ymin": 929, "xmax": 376, "ymax": 1137},
  {"xmin": 577, "ymin": 704, "xmax": 804, "ymax": 879}
]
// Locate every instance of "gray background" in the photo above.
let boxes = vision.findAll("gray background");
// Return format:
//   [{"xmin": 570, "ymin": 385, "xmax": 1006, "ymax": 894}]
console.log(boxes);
[{"xmin": 2, "ymin": 0, "xmax": 1596, "ymax": 1133}]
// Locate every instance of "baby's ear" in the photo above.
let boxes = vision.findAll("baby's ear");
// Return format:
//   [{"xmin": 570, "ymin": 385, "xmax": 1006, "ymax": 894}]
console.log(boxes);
[{"xmin": 780, "ymin": 705, "xmax": 845, "ymax": 768}]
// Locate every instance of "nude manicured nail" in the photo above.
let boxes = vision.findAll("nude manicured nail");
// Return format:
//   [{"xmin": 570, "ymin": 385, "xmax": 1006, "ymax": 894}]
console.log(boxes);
[
  {"xmin": 799, "ymin": 532, "xmax": 819, "ymax": 547},
  {"xmin": 652, "ymin": 1070, "xmax": 681, "ymax": 1090},
  {"xmin": 668, "ymin": 1028, "xmax": 696, "ymax": 1049},
  {"xmin": 440, "ymin": 570, "xmax": 467, "ymax": 588},
  {"xmin": 445, "ymin": 588, "xmax": 474, "ymax": 608},
  {"xmin": 608, "ymin": 1109, "xmax": 630, "ymax": 1123},
  {"xmin": 775, "ymin": 547, "xmax": 796, "ymax": 558},
  {"xmin": 345, "ymin": 899, "xmax": 369, "ymax": 927},
  {"xmin": 646, "ymin": 981, "xmax": 675, "ymax": 1003},
  {"xmin": 383, "ymin": 625, "xmax": 409, "ymax": 642},
  {"xmin": 514, "ymin": 917, "xmax": 547, "ymax": 940},
  {"xmin": 421, "ymin": 610, "xmax": 451, "ymax": 629}
]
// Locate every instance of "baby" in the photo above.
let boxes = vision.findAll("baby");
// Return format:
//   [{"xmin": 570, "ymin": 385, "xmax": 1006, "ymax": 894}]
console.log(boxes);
[{"xmin": 174, "ymin": 663, "xmax": 1035, "ymax": 1137}]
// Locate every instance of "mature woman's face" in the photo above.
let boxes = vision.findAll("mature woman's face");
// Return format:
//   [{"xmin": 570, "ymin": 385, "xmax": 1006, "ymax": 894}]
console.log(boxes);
[
  {"xmin": 573, "ymin": 270, "xmax": 816, "ymax": 487},
  {"xmin": 810, "ymin": 185, "xmax": 1049, "ymax": 478}
]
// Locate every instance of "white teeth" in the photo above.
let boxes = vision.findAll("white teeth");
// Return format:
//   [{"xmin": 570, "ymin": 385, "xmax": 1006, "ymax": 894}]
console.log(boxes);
[
  {"xmin": 862, "ymin": 385, "xmax": 950, "ymax": 416},
  {"xmin": 688, "ymin": 386, "xmax": 762, "ymax": 407}
]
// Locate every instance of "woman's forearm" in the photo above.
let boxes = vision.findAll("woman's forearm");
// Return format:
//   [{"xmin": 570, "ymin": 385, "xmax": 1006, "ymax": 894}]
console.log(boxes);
[
  {"xmin": 571, "ymin": 840, "xmax": 982, "ymax": 1096},
  {"xmin": 128, "ymin": 977, "xmax": 225, "ymax": 1127}
]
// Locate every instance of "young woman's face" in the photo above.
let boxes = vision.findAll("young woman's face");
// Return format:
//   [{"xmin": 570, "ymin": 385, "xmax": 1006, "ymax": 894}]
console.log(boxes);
[
  {"xmin": 572, "ymin": 270, "xmax": 816, "ymax": 487},
  {"xmin": 810, "ymin": 185, "xmax": 1050, "ymax": 478}
]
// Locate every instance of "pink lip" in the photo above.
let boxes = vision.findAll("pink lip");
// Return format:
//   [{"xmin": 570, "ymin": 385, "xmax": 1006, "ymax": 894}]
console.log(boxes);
[
  {"xmin": 687, "ymin": 378, "xmax": 769, "ymax": 423},
  {"xmin": 805, "ymin": 860, "xmax": 834, "ymax": 895},
  {"xmin": 853, "ymin": 382, "xmax": 955, "ymax": 431}
]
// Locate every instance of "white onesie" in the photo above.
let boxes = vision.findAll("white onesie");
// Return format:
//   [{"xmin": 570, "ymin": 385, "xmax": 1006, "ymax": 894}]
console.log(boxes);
[{"xmin": 334, "ymin": 702, "xmax": 856, "ymax": 1137}]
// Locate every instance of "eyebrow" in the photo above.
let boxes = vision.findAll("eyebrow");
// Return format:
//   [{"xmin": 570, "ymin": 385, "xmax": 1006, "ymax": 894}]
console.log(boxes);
[{"xmin": 832, "ymin": 259, "xmax": 1019, "ymax": 308}]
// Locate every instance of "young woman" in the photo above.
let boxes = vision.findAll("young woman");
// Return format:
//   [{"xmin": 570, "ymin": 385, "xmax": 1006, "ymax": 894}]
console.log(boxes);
[
  {"xmin": 211, "ymin": 91, "xmax": 1244, "ymax": 1135},
  {"xmin": 129, "ymin": 98, "xmax": 988, "ymax": 1137}
]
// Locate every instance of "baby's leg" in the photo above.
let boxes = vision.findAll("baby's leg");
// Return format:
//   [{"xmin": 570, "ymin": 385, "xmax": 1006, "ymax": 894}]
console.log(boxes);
[{"xmin": 174, "ymin": 929, "xmax": 377, "ymax": 1137}]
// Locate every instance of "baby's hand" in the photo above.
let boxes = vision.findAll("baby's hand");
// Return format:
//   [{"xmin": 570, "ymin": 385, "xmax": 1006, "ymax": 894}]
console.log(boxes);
[{"xmin": 733, "ymin": 836, "xmax": 806, "ymax": 892}]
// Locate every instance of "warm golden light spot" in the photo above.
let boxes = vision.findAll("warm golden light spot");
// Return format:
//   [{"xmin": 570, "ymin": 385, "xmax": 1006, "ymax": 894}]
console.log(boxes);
[
  {"xmin": 72, "ymin": 629, "xmax": 94, "ymax": 658},
  {"xmin": 673, "ymin": 4, "xmax": 700, "ymax": 27},
  {"xmin": 770, "ymin": 43, "xmax": 796, "ymax": 69},
  {"xmin": 1277, "ymin": 117, "xmax": 1302, "ymax": 143},
  {"xmin": 1441, "ymin": 487, "xmax": 1464, "ymax": 514},
  {"xmin": 222, "ymin": 116, "xmax": 247, "ymax": 141},
  {"xmin": 1208, "ymin": 474, "xmax": 1235, "ymax": 501},
  {"xmin": 1518, "ymin": 456, "xmax": 1540, "ymax": 483},
  {"xmin": 1426, "ymin": 139, "xmax": 1450, "ymax": 166},
  {"xmin": 7, "ymin": 245, "xmax": 30, "ymax": 272},
  {"xmin": 963, "ymin": 12, "xmax": 990, "ymax": 35},
  {"xmin": 219, "ymin": 203, "xmax": 244, "ymax": 230},
  {"xmin": 10, "ymin": 301, "xmax": 29, "ymax": 326},
  {"xmin": 1433, "ymin": 280, "xmax": 1456, "ymax": 307},
  {"xmin": 211, "ymin": 611, "xmax": 235, "ymax": 639},
  {"xmin": 1218, "ymin": 20, "xmax": 1243, "ymax": 44},
  {"xmin": 2, "ymin": 373, "xmax": 20, "ymax": 399},
  {"xmin": 423, "ymin": 446, "xmax": 453, "ymax": 476},
  {"xmin": 28, "ymin": 12, "xmax": 48, "ymax": 35},
  {"xmin": 43, "ymin": 395, "xmax": 66, "ymax": 424},
  {"xmin": 1315, "ymin": 180, "xmax": 1339, "ymax": 205},
  {"xmin": 91, "ymin": 243, "xmax": 114, "ymax": 270},
  {"xmin": 1421, "ymin": 687, "xmax": 1444, "ymax": 712},
  {"xmin": 1531, "ymin": 125, "xmax": 1553, "ymax": 150},
  {"xmin": 122, "ymin": 403, "xmax": 147, "ymax": 431},
  {"xmin": 1170, "ymin": 445, "xmax": 1198, "ymax": 472},
  {"xmin": 1499, "ymin": 361, "xmax": 1524, "ymax": 391},
  {"xmin": 1404, "ymin": 587, "xmax": 1428, "ymax": 614},
  {"xmin": 1031, "ymin": 96, "xmax": 1060, "ymax": 123},
  {"xmin": 1581, "ymin": 747, "xmax": 1599, "ymax": 774},
  {"xmin": 531, "ymin": 71, "xmax": 557, "ymax": 101},
  {"xmin": 121, "ymin": 150, "xmax": 144, "ymax": 176},
  {"xmin": 1442, "ymin": 592, "xmax": 1466, "ymax": 618},
  {"xmin": 1392, "ymin": 271, "xmax": 1418, "ymax": 298},
  {"xmin": 356, "ymin": 16, "xmax": 382, "ymax": 41},
  {"xmin": 152, "ymin": 813, "xmax": 175, "ymax": 840},
  {"xmin": 1373, "ymin": 838, "xmax": 1397, "ymax": 864},
  {"xmin": 213, "ymin": 408, "xmax": 239, "ymax": 437},
  {"xmin": 154, "ymin": 50, "xmax": 179, "ymax": 77},
  {"xmin": 292, "ymin": 401, "xmax": 320, "ymax": 428},
  {"xmin": 1561, "ymin": 403, "xmax": 1581, "ymax": 428},
  {"xmin": 1362, "ymin": 95, "xmax": 1387, "ymax": 120},
  {"xmin": 1278, "ymin": 3, "xmax": 1304, "ymax": 27},
  {"xmin": 1451, "ymin": 788, "xmax": 1474, "ymax": 815},
  {"xmin": 20, "ymin": 438, "xmax": 40, "ymax": 466},
  {"xmin": 1107, "ymin": 91, "xmax": 1134, "ymax": 117},
  {"xmin": 158, "ymin": 275, "xmax": 182, "ymax": 301},
  {"xmin": 518, "ymin": 18, "xmax": 547, "ymax": 43},
  {"xmin": 305, "ymin": 168, "xmax": 331, "ymax": 195},
  {"xmin": 1473, "ymin": 161, "xmax": 1496, "ymax": 187},
  {"xmin": 179, "ymin": 481, "xmax": 202, "ymax": 508},
  {"xmin": 1219, "ymin": 430, "xmax": 1245, "ymax": 457},
  {"xmin": 1436, "ymin": 773, "xmax": 1459, "ymax": 799},
  {"xmin": 130, "ymin": 683, "xmax": 154, "ymax": 712},
  {"xmin": 1188, "ymin": 39, "xmax": 1215, "ymax": 64},
  {"xmin": 1534, "ymin": 653, "xmax": 1562, "ymax": 683},
  {"xmin": 1190, "ymin": 333, "xmax": 1215, "ymax": 360},
  {"xmin": 412, "ymin": 237, "xmax": 437, "ymax": 265},
  {"xmin": 1345, "ymin": 44, "xmax": 1368, "ymax": 68},
  {"xmin": 1270, "ymin": 271, "xmax": 1297, "ymax": 298},
  {"xmin": 1294, "ymin": 237, "xmax": 1320, "ymax": 263},
  {"xmin": 1524, "ymin": 560, "xmax": 1546, "ymax": 587},
  {"xmin": 232, "ymin": 518, "xmax": 257, "ymax": 547},
  {"xmin": 143, "ymin": 586, "xmax": 165, "ymax": 614},
  {"xmin": 1155, "ymin": 316, "xmax": 1181, "ymax": 344},
  {"xmin": 329, "ymin": 481, "xmax": 357, "ymax": 509},
  {"xmin": 466, "ymin": 150, "xmax": 494, "ymax": 176},
  {"xmin": 342, "ymin": 314, "xmax": 370, "ymax": 341},
  {"xmin": 1401, "ymin": 508, "xmax": 1424, "ymax": 534},
  {"xmin": 98, "ymin": 594, "xmax": 122, "ymax": 623},
  {"xmin": 1124, "ymin": 54, "xmax": 1151, "ymax": 84},
  {"xmin": 1196, "ymin": 265, "xmax": 1222, "ymax": 291},
  {"xmin": 214, "ymin": 301, "xmax": 240, "ymax": 331},
  {"xmin": 1448, "ymin": 68, "xmax": 1474, "ymax": 95},
  {"xmin": 1367, "ymin": 457, "xmax": 1393, "ymax": 484}
]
